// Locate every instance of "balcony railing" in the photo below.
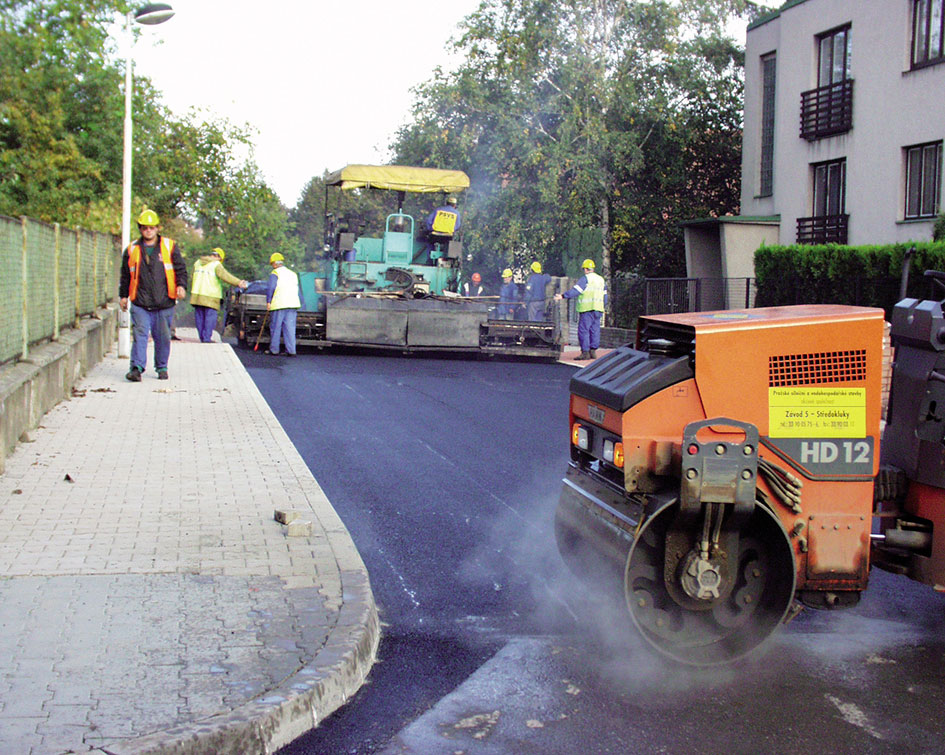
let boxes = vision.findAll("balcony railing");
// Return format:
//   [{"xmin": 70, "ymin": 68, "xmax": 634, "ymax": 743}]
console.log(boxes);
[
  {"xmin": 799, "ymin": 79, "xmax": 854, "ymax": 140},
  {"xmin": 796, "ymin": 214, "xmax": 849, "ymax": 244}
]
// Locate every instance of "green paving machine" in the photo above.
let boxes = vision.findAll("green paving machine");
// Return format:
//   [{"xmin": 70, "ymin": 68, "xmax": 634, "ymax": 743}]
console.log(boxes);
[{"xmin": 228, "ymin": 164, "xmax": 564, "ymax": 358}]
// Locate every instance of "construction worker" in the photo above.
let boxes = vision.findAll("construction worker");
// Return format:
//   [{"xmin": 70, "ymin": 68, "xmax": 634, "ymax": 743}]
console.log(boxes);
[
  {"xmin": 556, "ymin": 258, "xmax": 607, "ymax": 360},
  {"xmin": 525, "ymin": 261, "xmax": 551, "ymax": 321},
  {"xmin": 119, "ymin": 209, "xmax": 188, "ymax": 381},
  {"xmin": 424, "ymin": 195, "xmax": 461, "ymax": 248},
  {"xmin": 265, "ymin": 252, "xmax": 305, "ymax": 356},
  {"xmin": 190, "ymin": 248, "xmax": 248, "ymax": 343},
  {"xmin": 462, "ymin": 272, "xmax": 483, "ymax": 297},
  {"xmin": 498, "ymin": 268, "xmax": 519, "ymax": 320}
]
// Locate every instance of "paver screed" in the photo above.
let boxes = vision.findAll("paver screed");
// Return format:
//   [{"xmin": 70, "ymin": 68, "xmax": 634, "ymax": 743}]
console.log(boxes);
[{"xmin": 0, "ymin": 332, "xmax": 378, "ymax": 754}]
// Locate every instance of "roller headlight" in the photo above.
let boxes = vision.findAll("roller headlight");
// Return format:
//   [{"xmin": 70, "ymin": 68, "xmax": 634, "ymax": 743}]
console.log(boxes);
[
  {"xmin": 572, "ymin": 423, "xmax": 590, "ymax": 450},
  {"xmin": 603, "ymin": 439, "xmax": 624, "ymax": 467}
]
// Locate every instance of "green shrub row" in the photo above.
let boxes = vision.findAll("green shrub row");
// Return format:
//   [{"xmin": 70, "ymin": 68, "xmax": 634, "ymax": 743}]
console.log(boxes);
[{"xmin": 754, "ymin": 241, "xmax": 945, "ymax": 315}]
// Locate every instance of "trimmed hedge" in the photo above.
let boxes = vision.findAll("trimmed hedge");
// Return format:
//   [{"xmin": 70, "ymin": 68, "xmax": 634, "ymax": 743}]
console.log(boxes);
[{"xmin": 754, "ymin": 241, "xmax": 945, "ymax": 315}]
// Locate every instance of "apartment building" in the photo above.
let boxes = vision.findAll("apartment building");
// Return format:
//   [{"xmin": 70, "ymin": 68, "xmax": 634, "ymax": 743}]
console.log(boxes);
[{"xmin": 685, "ymin": 0, "xmax": 945, "ymax": 287}]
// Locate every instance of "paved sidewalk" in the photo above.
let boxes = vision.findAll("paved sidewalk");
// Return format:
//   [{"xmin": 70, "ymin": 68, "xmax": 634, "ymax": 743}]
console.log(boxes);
[
  {"xmin": 0, "ymin": 330, "xmax": 379, "ymax": 754},
  {"xmin": 558, "ymin": 346, "xmax": 614, "ymax": 366}
]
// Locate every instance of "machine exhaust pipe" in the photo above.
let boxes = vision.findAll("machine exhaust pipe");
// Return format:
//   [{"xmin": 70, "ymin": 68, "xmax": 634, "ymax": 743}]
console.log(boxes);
[{"xmin": 871, "ymin": 528, "xmax": 933, "ymax": 552}]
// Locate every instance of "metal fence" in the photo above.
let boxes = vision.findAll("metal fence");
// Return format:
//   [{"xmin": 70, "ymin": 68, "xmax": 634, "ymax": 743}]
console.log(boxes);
[
  {"xmin": 0, "ymin": 215, "xmax": 120, "ymax": 365},
  {"xmin": 643, "ymin": 277, "xmax": 755, "ymax": 315}
]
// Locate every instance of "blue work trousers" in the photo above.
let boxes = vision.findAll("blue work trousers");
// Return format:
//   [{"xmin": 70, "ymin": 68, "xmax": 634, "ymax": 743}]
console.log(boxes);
[
  {"xmin": 577, "ymin": 310, "xmax": 602, "ymax": 352},
  {"xmin": 497, "ymin": 303, "xmax": 515, "ymax": 320},
  {"xmin": 526, "ymin": 299, "xmax": 547, "ymax": 322},
  {"xmin": 269, "ymin": 308, "xmax": 298, "ymax": 355},
  {"xmin": 193, "ymin": 305, "xmax": 219, "ymax": 343},
  {"xmin": 130, "ymin": 303, "xmax": 174, "ymax": 372}
]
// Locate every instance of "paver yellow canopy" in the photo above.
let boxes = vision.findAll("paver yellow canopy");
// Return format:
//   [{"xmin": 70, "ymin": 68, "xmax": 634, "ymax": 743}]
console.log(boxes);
[{"xmin": 325, "ymin": 164, "xmax": 470, "ymax": 194}]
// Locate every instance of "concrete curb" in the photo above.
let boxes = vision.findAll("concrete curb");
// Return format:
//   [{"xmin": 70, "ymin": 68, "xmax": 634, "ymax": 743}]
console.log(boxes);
[
  {"xmin": 103, "ymin": 578, "xmax": 379, "ymax": 754},
  {"xmin": 92, "ymin": 343, "xmax": 381, "ymax": 754}
]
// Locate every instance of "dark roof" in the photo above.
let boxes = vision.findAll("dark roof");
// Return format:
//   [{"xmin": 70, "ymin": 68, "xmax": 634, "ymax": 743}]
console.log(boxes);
[{"xmin": 747, "ymin": 0, "xmax": 812, "ymax": 32}]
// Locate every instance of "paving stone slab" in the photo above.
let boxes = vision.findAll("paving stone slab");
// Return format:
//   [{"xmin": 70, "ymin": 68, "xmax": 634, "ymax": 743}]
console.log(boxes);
[{"xmin": 0, "ymin": 333, "xmax": 379, "ymax": 753}]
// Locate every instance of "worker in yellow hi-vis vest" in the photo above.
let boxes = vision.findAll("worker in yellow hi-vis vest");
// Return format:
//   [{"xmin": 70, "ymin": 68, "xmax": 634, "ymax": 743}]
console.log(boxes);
[
  {"xmin": 424, "ymin": 196, "xmax": 461, "ymax": 248},
  {"xmin": 265, "ymin": 253, "xmax": 306, "ymax": 356},
  {"xmin": 556, "ymin": 258, "xmax": 608, "ymax": 361},
  {"xmin": 190, "ymin": 248, "xmax": 248, "ymax": 343}
]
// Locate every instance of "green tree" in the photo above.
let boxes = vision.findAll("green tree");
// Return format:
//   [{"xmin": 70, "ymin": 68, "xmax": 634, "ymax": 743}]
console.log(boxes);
[
  {"xmin": 0, "ymin": 0, "xmax": 130, "ymax": 223},
  {"xmin": 191, "ymin": 160, "xmax": 297, "ymax": 281},
  {"xmin": 392, "ymin": 0, "xmax": 754, "ymax": 318},
  {"xmin": 0, "ymin": 0, "xmax": 295, "ymax": 277},
  {"xmin": 290, "ymin": 176, "xmax": 328, "ymax": 264}
]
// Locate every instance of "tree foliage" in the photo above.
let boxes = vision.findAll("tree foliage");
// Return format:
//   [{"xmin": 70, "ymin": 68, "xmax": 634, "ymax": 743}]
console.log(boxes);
[
  {"xmin": 391, "ymin": 0, "xmax": 753, "ymax": 315},
  {"xmin": 0, "ymin": 0, "xmax": 293, "ymax": 281},
  {"xmin": 0, "ymin": 0, "xmax": 125, "ymax": 223}
]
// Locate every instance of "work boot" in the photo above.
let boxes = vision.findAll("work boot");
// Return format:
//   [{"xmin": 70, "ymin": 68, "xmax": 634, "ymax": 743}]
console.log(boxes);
[
  {"xmin": 125, "ymin": 367, "xmax": 142, "ymax": 382},
  {"xmin": 576, "ymin": 351, "xmax": 591, "ymax": 361},
  {"xmin": 157, "ymin": 369, "xmax": 168, "ymax": 380},
  {"xmin": 589, "ymin": 349, "xmax": 598, "ymax": 358}
]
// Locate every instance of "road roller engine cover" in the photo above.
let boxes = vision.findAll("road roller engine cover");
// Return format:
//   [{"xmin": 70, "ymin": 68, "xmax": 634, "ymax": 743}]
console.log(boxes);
[{"xmin": 555, "ymin": 304, "xmax": 888, "ymax": 665}]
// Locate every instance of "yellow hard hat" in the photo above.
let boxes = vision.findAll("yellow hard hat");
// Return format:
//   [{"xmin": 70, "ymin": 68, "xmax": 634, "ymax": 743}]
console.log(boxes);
[
  {"xmin": 137, "ymin": 209, "xmax": 159, "ymax": 226},
  {"xmin": 582, "ymin": 258, "xmax": 596, "ymax": 269},
  {"xmin": 502, "ymin": 268, "xmax": 513, "ymax": 278},
  {"xmin": 530, "ymin": 261, "xmax": 542, "ymax": 273},
  {"xmin": 212, "ymin": 247, "xmax": 225, "ymax": 261},
  {"xmin": 269, "ymin": 252, "xmax": 284, "ymax": 264}
]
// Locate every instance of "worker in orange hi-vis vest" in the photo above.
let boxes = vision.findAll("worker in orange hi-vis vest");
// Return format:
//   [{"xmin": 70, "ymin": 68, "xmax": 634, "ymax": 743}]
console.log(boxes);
[{"xmin": 118, "ymin": 209, "xmax": 188, "ymax": 382}]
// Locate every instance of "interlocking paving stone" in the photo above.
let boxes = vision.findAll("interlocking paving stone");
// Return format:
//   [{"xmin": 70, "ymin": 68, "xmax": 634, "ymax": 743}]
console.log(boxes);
[{"xmin": 0, "ymin": 330, "xmax": 378, "ymax": 753}]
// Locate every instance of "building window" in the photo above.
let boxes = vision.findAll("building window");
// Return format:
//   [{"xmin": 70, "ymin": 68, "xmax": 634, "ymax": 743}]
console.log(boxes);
[
  {"xmin": 813, "ymin": 159, "xmax": 847, "ymax": 218},
  {"xmin": 759, "ymin": 54, "xmax": 776, "ymax": 197},
  {"xmin": 913, "ymin": 0, "xmax": 945, "ymax": 68},
  {"xmin": 797, "ymin": 158, "xmax": 848, "ymax": 244},
  {"xmin": 905, "ymin": 141, "xmax": 943, "ymax": 219},
  {"xmin": 800, "ymin": 26, "xmax": 853, "ymax": 140},
  {"xmin": 818, "ymin": 26, "xmax": 851, "ymax": 87}
]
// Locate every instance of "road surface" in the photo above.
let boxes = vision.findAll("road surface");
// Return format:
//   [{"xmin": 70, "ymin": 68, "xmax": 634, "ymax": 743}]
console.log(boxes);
[{"xmin": 235, "ymin": 348, "xmax": 945, "ymax": 754}]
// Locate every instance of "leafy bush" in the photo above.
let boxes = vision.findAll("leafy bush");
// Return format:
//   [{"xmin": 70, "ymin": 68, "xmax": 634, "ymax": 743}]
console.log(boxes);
[
  {"xmin": 934, "ymin": 213, "xmax": 945, "ymax": 242},
  {"xmin": 755, "ymin": 242, "xmax": 945, "ymax": 316}
]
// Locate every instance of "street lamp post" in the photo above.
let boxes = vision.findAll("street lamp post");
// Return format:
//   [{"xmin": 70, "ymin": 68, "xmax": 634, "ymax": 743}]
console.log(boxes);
[{"xmin": 118, "ymin": 3, "xmax": 175, "ymax": 358}]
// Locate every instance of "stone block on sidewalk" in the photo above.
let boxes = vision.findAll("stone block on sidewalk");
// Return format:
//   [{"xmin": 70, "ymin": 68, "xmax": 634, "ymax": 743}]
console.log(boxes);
[
  {"xmin": 285, "ymin": 519, "xmax": 313, "ymax": 537},
  {"xmin": 274, "ymin": 509, "xmax": 301, "ymax": 525}
]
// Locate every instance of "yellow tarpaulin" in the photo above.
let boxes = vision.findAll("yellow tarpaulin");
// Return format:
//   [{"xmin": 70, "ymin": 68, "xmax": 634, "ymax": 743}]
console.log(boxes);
[{"xmin": 325, "ymin": 164, "xmax": 470, "ymax": 193}]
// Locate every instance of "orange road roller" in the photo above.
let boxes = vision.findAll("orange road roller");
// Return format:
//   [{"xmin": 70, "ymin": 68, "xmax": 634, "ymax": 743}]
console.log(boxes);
[{"xmin": 556, "ymin": 292, "xmax": 945, "ymax": 665}]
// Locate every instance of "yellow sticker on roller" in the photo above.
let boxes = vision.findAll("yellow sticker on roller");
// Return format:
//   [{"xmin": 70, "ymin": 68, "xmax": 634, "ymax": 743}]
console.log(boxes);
[{"xmin": 768, "ymin": 387, "xmax": 866, "ymax": 438}]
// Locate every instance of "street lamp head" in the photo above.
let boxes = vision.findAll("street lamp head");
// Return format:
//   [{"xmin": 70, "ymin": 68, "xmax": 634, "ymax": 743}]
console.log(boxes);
[{"xmin": 134, "ymin": 3, "xmax": 175, "ymax": 25}]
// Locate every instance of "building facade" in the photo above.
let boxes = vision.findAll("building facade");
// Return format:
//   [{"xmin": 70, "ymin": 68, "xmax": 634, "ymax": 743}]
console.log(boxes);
[{"xmin": 686, "ymin": 0, "xmax": 945, "ymax": 289}]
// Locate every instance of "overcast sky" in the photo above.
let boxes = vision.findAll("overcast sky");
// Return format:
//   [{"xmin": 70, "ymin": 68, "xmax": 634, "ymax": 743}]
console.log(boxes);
[
  {"xmin": 129, "ymin": 1, "xmax": 764, "ymax": 210},
  {"xmin": 131, "ymin": 0, "xmax": 482, "ymax": 208}
]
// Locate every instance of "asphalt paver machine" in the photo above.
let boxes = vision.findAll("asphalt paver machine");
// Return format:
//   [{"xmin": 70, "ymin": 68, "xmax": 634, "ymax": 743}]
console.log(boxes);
[{"xmin": 228, "ymin": 164, "xmax": 563, "ymax": 358}]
